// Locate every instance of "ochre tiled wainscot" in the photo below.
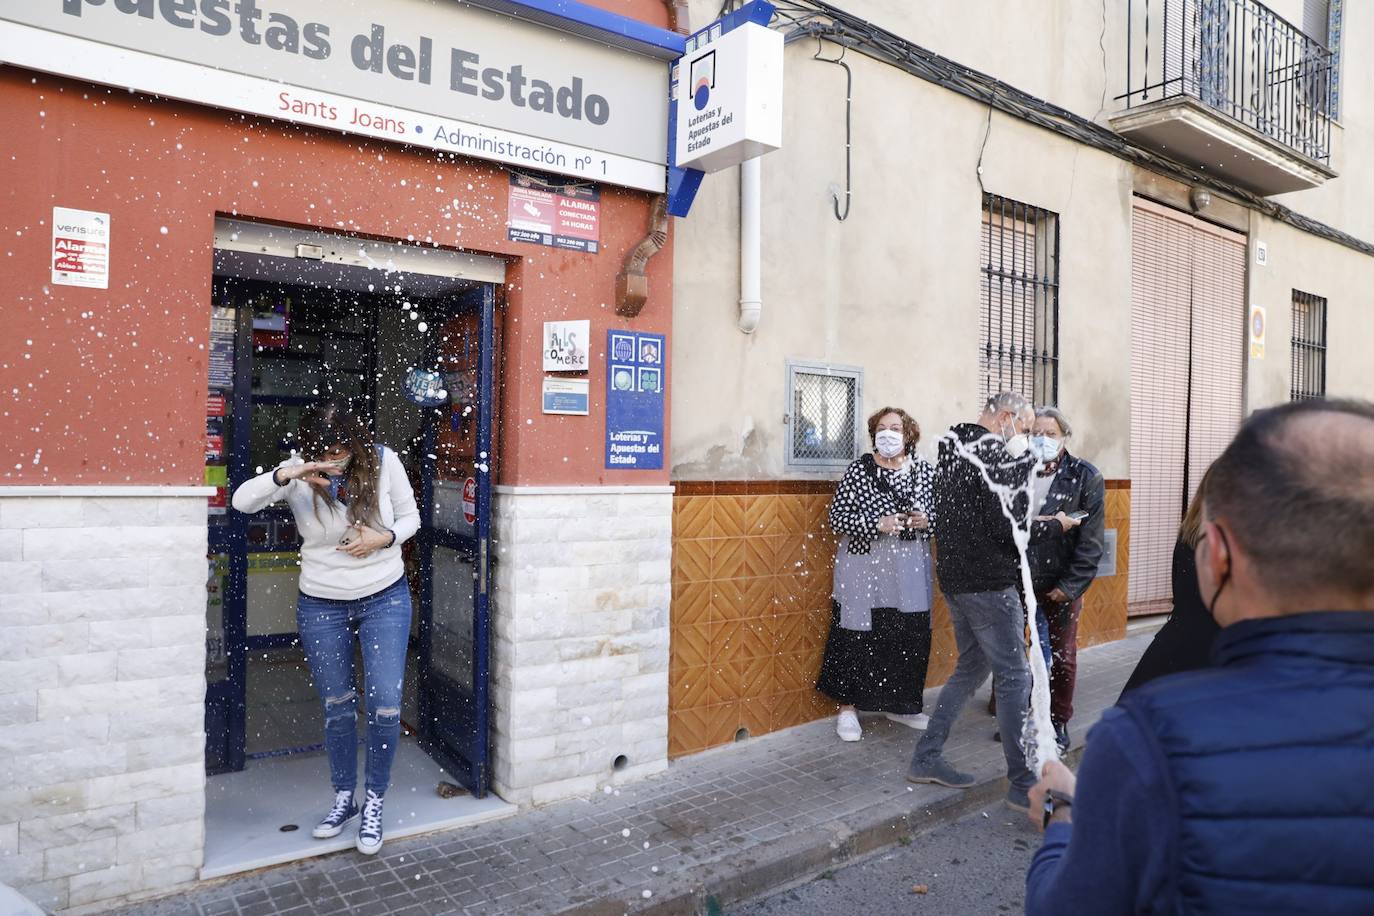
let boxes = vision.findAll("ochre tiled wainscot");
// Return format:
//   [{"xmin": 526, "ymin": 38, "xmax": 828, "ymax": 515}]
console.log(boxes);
[{"xmin": 668, "ymin": 480, "xmax": 1132, "ymax": 758}]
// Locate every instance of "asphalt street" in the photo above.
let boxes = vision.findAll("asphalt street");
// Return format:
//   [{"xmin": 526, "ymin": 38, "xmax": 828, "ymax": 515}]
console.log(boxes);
[{"xmin": 731, "ymin": 801, "xmax": 1044, "ymax": 916}]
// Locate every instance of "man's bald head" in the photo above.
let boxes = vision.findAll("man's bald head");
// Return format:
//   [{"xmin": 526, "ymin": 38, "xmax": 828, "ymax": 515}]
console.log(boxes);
[{"xmin": 1205, "ymin": 398, "xmax": 1374, "ymax": 609}]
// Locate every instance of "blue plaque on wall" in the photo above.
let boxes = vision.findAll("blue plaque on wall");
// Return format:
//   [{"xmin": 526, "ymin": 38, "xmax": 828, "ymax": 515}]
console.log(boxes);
[{"xmin": 605, "ymin": 330, "xmax": 665, "ymax": 470}]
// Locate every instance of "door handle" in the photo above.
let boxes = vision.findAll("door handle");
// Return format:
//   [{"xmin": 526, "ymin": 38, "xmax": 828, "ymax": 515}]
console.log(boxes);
[{"xmin": 477, "ymin": 539, "xmax": 488, "ymax": 596}]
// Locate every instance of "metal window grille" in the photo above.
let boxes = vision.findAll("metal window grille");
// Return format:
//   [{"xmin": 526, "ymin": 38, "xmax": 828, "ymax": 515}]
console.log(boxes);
[
  {"xmin": 1290, "ymin": 289, "xmax": 1327, "ymax": 401},
  {"xmin": 785, "ymin": 361, "xmax": 863, "ymax": 470},
  {"xmin": 979, "ymin": 193, "xmax": 1059, "ymax": 406}
]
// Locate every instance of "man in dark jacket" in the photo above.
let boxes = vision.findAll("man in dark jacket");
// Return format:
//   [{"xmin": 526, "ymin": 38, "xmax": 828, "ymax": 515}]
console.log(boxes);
[
  {"xmin": 908, "ymin": 392, "xmax": 1076, "ymax": 810},
  {"xmin": 1025, "ymin": 398, "xmax": 1374, "ymax": 914},
  {"xmin": 1028, "ymin": 407, "xmax": 1106, "ymax": 752}
]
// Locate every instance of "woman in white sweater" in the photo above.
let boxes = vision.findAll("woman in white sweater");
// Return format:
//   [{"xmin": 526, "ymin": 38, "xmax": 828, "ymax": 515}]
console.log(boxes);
[{"xmin": 231, "ymin": 399, "xmax": 420, "ymax": 855}]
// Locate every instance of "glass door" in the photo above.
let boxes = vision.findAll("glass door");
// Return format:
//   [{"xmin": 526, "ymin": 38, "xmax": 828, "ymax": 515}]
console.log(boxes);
[{"xmin": 416, "ymin": 284, "xmax": 496, "ymax": 796}]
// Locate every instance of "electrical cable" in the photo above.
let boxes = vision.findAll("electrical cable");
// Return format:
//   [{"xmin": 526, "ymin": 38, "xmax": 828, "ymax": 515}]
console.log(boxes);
[
  {"xmin": 812, "ymin": 36, "xmax": 853, "ymax": 221},
  {"xmin": 975, "ymin": 91, "xmax": 994, "ymax": 197}
]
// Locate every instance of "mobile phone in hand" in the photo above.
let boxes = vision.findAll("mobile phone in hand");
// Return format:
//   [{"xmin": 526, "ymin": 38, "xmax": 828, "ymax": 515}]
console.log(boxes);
[{"xmin": 1067, "ymin": 510, "xmax": 1089, "ymax": 521}]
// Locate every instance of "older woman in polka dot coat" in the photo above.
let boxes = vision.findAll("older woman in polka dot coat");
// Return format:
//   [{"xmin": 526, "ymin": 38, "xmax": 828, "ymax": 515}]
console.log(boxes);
[{"xmin": 816, "ymin": 406, "xmax": 936, "ymax": 743}]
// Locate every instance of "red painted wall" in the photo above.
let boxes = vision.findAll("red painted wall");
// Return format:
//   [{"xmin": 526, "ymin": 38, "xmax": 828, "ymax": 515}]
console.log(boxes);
[
  {"xmin": 0, "ymin": 64, "xmax": 672, "ymax": 487},
  {"xmin": 580, "ymin": 0, "xmax": 673, "ymax": 29}
]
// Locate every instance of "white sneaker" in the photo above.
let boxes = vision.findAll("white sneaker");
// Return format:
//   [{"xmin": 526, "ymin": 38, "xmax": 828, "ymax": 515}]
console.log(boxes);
[
  {"xmin": 885, "ymin": 712, "xmax": 930, "ymax": 730},
  {"xmin": 355, "ymin": 789, "xmax": 384, "ymax": 855},
  {"xmin": 311, "ymin": 790, "xmax": 358, "ymax": 839},
  {"xmin": 836, "ymin": 710, "xmax": 862, "ymax": 742}
]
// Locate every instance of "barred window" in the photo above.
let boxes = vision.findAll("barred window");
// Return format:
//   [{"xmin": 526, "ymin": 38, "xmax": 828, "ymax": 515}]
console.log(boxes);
[
  {"xmin": 1290, "ymin": 290, "xmax": 1327, "ymax": 401},
  {"xmin": 785, "ymin": 361, "xmax": 863, "ymax": 471},
  {"xmin": 980, "ymin": 193, "xmax": 1059, "ymax": 405}
]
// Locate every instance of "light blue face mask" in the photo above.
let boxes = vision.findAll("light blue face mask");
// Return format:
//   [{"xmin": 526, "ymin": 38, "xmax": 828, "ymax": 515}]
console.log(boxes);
[
  {"xmin": 1032, "ymin": 436, "xmax": 1062, "ymax": 463},
  {"xmin": 326, "ymin": 472, "xmax": 349, "ymax": 506}
]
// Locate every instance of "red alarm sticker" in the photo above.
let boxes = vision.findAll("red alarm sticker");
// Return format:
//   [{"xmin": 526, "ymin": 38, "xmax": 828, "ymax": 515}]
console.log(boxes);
[{"xmin": 462, "ymin": 477, "xmax": 477, "ymax": 525}]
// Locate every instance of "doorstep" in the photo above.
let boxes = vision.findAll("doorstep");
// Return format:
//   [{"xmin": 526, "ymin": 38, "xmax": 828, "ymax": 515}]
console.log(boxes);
[{"xmin": 202, "ymin": 739, "xmax": 515, "ymax": 880}]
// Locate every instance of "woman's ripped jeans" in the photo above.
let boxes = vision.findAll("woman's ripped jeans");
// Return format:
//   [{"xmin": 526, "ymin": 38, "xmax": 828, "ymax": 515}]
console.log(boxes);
[{"xmin": 296, "ymin": 576, "xmax": 412, "ymax": 796}]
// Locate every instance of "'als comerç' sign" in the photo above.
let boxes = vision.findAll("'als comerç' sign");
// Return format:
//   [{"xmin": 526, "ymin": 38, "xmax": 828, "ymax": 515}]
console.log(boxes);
[{"xmin": 0, "ymin": 0, "xmax": 669, "ymax": 191}]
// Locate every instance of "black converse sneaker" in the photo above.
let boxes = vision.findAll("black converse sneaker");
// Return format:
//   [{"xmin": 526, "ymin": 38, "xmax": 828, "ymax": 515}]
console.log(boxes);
[
  {"xmin": 355, "ymin": 789, "xmax": 384, "ymax": 855},
  {"xmin": 312, "ymin": 790, "xmax": 358, "ymax": 839}
]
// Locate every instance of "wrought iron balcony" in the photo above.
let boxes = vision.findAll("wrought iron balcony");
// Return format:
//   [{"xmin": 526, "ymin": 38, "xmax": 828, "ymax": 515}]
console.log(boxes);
[{"xmin": 1112, "ymin": 0, "xmax": 1336, "ymax": 195}]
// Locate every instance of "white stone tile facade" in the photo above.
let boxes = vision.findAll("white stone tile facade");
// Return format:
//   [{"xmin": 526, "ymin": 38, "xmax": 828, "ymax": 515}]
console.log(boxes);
[
  {"xmin": 489, "ymin": 487, "xmax": 672, "ymax": 806},
  {"xmin": 0, "ymin": 494, "xmax": 208, "ymax": 912}
]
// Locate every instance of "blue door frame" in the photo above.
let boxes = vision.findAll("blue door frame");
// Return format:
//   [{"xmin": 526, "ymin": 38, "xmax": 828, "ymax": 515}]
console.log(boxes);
[
  {"xmin": 415, "ymin": 284, "xmax": 496, "ymax": 797},
  {"xmin": 204, "ymin": 279, "xmax": 497, "ymax": 799},
  {"xmin": 205, "ymin": 298, "xmax": 252, "ymax": 776}
]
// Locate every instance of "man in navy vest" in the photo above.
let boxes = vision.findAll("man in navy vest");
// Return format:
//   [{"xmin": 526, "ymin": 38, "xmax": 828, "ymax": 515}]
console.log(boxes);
[{"xmin": 1024, "ymin": 398, "xmax": 1374, "ymax": 914}]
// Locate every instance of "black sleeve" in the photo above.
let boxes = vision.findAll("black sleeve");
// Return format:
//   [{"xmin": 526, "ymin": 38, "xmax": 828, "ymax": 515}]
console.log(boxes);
[
  {"xmin": 828, "ymin": 460, "xmax": 879, "ymax": 539},
  {"xmin": 1057, "ymin": 468, "xmax": 1107, "ymax": 598}
]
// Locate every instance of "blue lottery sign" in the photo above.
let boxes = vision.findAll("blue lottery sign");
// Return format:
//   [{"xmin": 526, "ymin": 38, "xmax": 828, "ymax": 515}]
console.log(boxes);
[{"xmin": 605, "ymin": 330, "xmax": 665, "ymax": 469}]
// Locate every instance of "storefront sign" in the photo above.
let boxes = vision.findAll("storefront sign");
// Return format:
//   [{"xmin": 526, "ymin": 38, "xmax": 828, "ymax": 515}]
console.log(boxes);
[
  {"xmin": 1249, "ymin": 304, "xmax": 1266, "ymax": 359},
  {"xmin": 3, "ymin": 1, "xmax": 669, "ymax": 191},
  {"xmin": 51, "ymin": 207, "xmax": 110, "ymax": 289},
  {"xmin": 542, "ymin": 319, "xmax": 591, "ymax": 371},
  {"xmin": 605, "ymin": 330, "xmax": 665, "ymax": 469},
  {"xmin": 509, "ymin": 176, "xmax": 601, "ymax": 253},
  {"xmin": 674, "ymin": 19, "xmax": 783, "ymax": 172},
  {"xmin": 543, "ymin": 377, "xmax": 590, "ymax": 415}
]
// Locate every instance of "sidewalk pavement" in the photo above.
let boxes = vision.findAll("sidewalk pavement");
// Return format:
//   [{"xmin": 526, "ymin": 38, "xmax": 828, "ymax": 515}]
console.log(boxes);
[{"xmin": 105, "ymin": 632, "xmax": 1152, "ymax": 916}]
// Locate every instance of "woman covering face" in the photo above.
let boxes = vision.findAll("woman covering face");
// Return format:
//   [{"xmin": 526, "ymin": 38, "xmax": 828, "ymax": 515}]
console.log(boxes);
[
  {"xmin": 815, "ymin": 407, "xmax": 937, "ymax": 743},
  {"xmin": 231, "ymin": 398, "xmax": 420, "ymax": 856}
]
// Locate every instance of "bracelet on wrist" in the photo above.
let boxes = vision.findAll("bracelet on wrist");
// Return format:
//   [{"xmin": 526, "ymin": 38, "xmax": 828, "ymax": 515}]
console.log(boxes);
[
  {"xmin": 272, "ymin": 468, "xmax": 286, "ymax": 487},
  {"xmin": 386, "ymin": 529, "xmax": 397, "ymax": 548}
]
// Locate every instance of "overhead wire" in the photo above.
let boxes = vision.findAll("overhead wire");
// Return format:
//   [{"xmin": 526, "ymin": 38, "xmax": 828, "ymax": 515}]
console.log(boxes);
[{"xmin": 812, "ymin": 36, "xmax": 853, "ymax": 221}]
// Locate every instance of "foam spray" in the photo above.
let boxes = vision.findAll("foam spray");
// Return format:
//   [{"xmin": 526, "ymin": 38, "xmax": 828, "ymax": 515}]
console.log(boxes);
[{"xmin": 942, "ymin": 430, "xmax": 1059, "ymax": 776}]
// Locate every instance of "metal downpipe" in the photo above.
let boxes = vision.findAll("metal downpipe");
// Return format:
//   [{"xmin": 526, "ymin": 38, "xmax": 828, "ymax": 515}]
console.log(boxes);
[{"xmin": 739, "ymin": 157, "xmax": 762, "ymax": 333}]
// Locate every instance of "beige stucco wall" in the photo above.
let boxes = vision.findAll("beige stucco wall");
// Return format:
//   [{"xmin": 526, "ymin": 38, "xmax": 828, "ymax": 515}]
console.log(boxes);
[
  {"xmin": 671, "ymin": 34, "xmax": 1135, "ymax": 480},
  {"xmin": 1245, "ymin": 213, "xmax": 1374, "ymax": 408},
  {"xmin": 845, "ymin": 0, "xmax": 1126, "ymax": 129}
]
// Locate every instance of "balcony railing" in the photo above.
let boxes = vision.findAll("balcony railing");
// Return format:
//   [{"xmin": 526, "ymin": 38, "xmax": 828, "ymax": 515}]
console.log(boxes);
[{"xmin": 1119, "ymin": 0, "xmax": 1333, "ymax": 164}]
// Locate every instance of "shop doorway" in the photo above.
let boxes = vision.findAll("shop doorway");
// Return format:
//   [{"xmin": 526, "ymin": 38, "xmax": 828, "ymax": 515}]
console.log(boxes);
[{"xmin": 201, "ymin": 219, "xmax": 511, "ymax": 875}]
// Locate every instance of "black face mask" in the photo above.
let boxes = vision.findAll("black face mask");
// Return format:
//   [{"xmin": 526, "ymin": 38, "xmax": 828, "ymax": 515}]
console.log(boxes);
[{"xmin": 1205, "ymin": 527, "xmax": 1232, "ymax": 621}]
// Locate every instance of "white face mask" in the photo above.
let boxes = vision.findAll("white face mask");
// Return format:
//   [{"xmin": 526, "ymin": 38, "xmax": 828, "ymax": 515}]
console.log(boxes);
[
  {"xmin": 1032, "ymin": 436, "xmax": 1061, "ymax": 462},
  {"xmin": 999, "ymin": 415, "xmax": 1030, "ymax": 458},
  {"xmin": 874, "ymin": 429, "xmax": 905, "ymax": 459}
]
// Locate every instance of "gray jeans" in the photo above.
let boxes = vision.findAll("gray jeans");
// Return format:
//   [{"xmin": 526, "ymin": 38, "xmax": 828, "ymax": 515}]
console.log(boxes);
[{"xmin": 910, "ymin": 587, "xmax": 1033, "ymax": 791}]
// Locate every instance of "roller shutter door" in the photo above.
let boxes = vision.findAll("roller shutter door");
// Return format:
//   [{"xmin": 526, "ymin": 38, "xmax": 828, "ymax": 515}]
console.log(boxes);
[{"xmin": 1128, "ymin": 199, "xmax": 1245, "ymax": 615}]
